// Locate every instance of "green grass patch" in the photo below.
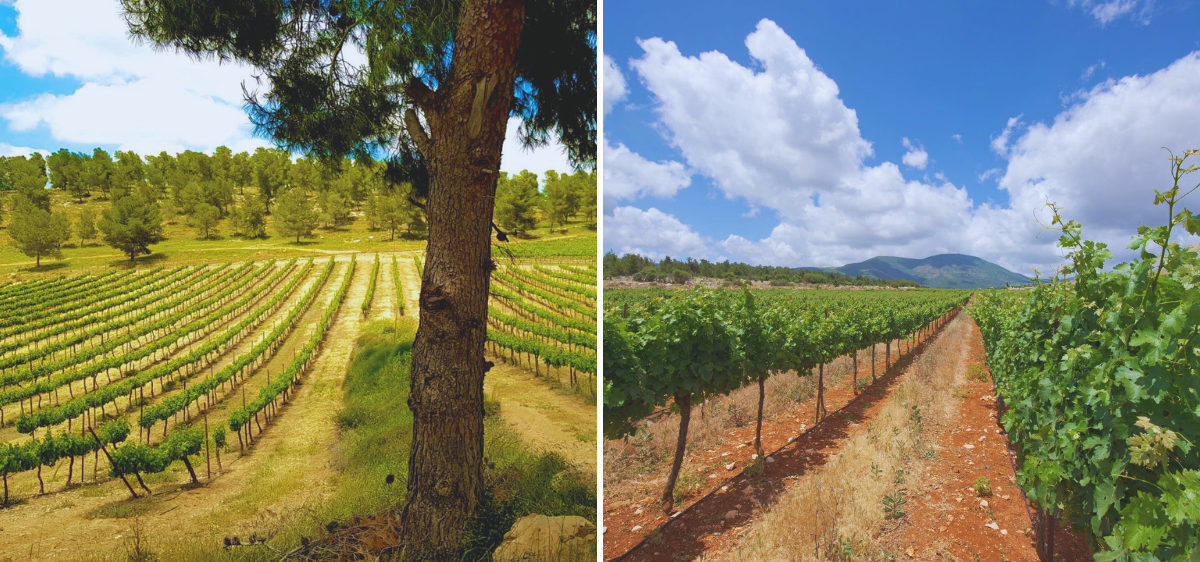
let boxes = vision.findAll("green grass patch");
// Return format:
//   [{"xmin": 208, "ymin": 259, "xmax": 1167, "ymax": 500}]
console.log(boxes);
[{"xmin": 324, "ymin": 319, "xmax": 418, "ymax": 519}]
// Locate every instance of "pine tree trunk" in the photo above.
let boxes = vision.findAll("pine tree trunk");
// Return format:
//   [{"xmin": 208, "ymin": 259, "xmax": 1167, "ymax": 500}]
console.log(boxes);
[{"xmin": 396, "ymin": 0, "xmax": 524, "ymax": 557}]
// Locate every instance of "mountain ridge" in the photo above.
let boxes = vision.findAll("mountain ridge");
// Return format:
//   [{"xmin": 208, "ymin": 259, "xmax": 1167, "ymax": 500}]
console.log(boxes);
[{"xmin": 814, "ymin": 253, "xmax": 1031, "ymax": 289}]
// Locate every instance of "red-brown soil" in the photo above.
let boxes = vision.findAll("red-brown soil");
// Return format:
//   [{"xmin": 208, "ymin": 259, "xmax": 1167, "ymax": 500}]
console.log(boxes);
[
  {"xmin": 603, "ymin": 314, "xmax": 957, "ymax": 561},
  {"xmin": 603, "ymin": 312, "xmax": 1094, "ymax": 562},
  {"xmin": 875, "ymin": 319, "xmax": 1091, "ymax": 561}
]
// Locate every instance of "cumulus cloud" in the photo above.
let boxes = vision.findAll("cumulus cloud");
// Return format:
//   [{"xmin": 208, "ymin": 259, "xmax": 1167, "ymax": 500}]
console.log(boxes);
[
  {"xmin": 0, "ymin": 0, "xmax": 569, "ymax": 165},
  {"xmin": 952, "ymin": 133, "xmax": 963, "ymax": 144},
  {"xmin": 605, "ymin": 206, "xmax": 712, "ymax": 260},
  {"xmin": 901, "ymin": 137, "xmax": 928, "ymax": 170},
  {"xmin": 0, "ymin": 0, "xmax": 269, "ymax": 154},
  {"xmin": 603, "ymin": 55, "xmax": 628, "ymax": 115},
  {"xmin": 629, "ymin": 19, "xmax": 870, "ymax": 215},
  {"xmin": 994, "ymin": 52, "xmax": 1200, "ymax": 266},
  {"xmin": 616, "ymin": 19, "xmax": 975, "ymax": 266},
  {"xmin": 605, "ymin": 20, "xmax": 1200, "ymax": 274},
  {"xmin": 602, "ymin": 142, "xmax": 691, "ymax": 212}
]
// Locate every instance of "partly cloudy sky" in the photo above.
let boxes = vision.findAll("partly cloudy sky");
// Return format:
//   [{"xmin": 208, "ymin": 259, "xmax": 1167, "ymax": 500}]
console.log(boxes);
[
  {"xmin": 603, "ymin": 0, "xmax": 1200, "ymax": 275},
  {"xmin": 0, "ymin": 0, "xmax": 569, "ymax": 178}
]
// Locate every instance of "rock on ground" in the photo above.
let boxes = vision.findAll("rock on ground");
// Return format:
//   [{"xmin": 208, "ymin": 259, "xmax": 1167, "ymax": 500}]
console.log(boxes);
[{"xmin": 493, "ymin": 515, "xmax": 596, "ymax": 562}]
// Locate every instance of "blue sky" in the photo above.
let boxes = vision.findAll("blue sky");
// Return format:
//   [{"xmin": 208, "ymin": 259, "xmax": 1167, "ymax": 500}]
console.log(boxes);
[
  {"xmin": 0, "ymin": 0, "xmax": 570, "ymax": 180},
  {"xmin": 602, "ymin": 0, "xmax": 1200, "ymax": 274}
]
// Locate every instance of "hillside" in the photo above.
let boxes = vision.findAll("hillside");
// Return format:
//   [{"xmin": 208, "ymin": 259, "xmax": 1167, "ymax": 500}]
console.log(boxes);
[{"xmin": 831, "ymin": 254, "xmax": 1031, "ymax": 289}]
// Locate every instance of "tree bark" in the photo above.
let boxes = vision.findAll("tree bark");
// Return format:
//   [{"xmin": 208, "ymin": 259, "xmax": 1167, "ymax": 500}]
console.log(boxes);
[
  {"xmin": 662, "ymin": 392, "xmax": 692, "ymax": 513},
  {"xmin": 396, "ymin": 0, "xmax": 525, "ymax": 558}
]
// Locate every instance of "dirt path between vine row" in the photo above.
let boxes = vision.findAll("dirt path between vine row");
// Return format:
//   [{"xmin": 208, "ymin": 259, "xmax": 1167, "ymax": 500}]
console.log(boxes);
[
  {"xmin": 604, "ymin": 315, "xmax": 958, "ymax": 561},
  {"xmin": 607, "ymin": 312, "xmax": 1091, "ymax": 562},
  {"xmin": 483, "ymin": 359, "xmax": 597, "ymax": 475},
  {"xmin": 871, "ymin": 315, "xmax": 1090, "ymax": 562}
]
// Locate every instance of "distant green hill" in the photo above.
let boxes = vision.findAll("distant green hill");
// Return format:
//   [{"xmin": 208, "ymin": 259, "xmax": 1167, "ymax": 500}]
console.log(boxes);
[{"xmin": 829, "ymin": 254, "xmax": 1031, "ymax": 289}]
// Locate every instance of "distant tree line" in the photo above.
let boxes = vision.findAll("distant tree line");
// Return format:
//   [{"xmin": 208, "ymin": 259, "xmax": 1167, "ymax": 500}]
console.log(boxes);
[
  {"xmin": 603, "ymin": 252, "xmax": 921, "ymax": 287},
  {"xmin": 495, "ymin": 169, "xmax": 597, "ymax": 235},
  {"xmin": 0, "ymin": 147, "xmax": 590, "ymax": 266}
]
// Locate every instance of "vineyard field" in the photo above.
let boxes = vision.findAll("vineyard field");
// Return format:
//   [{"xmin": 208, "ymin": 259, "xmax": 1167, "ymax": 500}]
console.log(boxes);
[
  {"xmin": 0, "ymin": 243, "xmax": 599, "ymax": 561},
  {"xmin": 603, "ymin": 286, "xmax": 969, "ymax": 558}
]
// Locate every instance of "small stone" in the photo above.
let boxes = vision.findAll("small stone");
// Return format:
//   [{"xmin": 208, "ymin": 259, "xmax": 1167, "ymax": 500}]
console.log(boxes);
[
  {"xmin": 721, "ymin": 452, "xmax": 730, "ymax": 457},
  {"xmin": 720, "ymin": 486, "xmax": 729, "ymax": 492},
  {"xmin": 963, "ymin": 444, "xmax": 976, "ymax": 449},
  {"xmin": 1001, "ymin": 529, "xmax": 1008, "ymax": 535},
  {"xmin": 766, "ymin": 457, "xmax": 775, "ymax": 463},
  {"xmin": 751, "ymin": 454, "xmax": 758, "ymax": 461},
  {"xmin": 634, "ymin": 508, "xmax": 643, "ymax": 515},
  {"xmin": 980, "ymin": 500, "xmax": 989, "ymax": 508},
  {"xmin": 985, "ymin": 522, "xmax": 1000, "ymax": 530},
  {"xmin": 978, "ymin": 435, "xmax": 986, "ymax": 442},
  {"xmin": 725, "ymin": 462, "xmax": 736, "ymax": 471},
  {"xmin": 632, "ymin": 525, "xmax": 642, "ymax": 532},
  {"xmin": 1001, "ymin": 495, "xmax": 1011, "ymax": 500},
  {"xmin": 708, "ymin": 474, "xmax": 718, "ymax": 479},
  {"xmin": 670, "ymin": 511, "xmax": 682, "ymax": 519},
  {"xmin": 724, "ymin": 510, "xmax": 739, "ymax": 522}
]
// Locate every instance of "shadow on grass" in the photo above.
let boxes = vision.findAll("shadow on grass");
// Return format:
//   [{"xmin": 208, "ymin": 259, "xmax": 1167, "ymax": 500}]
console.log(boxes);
[
  {"xmin": 23, "ymin": 261, "xmax": 68, "ymax": 273},
  {"xmin": 108, "ymin": 253, "xmax": 169, "ymax": 269},
  {"xmin": 84, "ymin": 493, "xmax": 164, "ymax": 520}
]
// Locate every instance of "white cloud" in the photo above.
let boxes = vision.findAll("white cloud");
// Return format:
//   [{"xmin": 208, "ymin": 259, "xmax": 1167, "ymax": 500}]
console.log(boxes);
[
  {"xmin": 500, "ymin": 118, "xmax": 573, "ymax": 181},
  {"xmin": 0, "ymin": 142, "xmax": 48, "ymax": 157},
  {"xmin": 605, "ymin": 206, "xmax": 712, "ymax": 260},
  {"xmin": 0, "ymin": 0, "xmax": 570, "ymax": 166},
  {"xmin": 603, "ymin": 55, "xmax": 628, "ymax": 116},
  {"xmin": 994, "ymin": 52, "xmax": 1200, "ymax": 267},
  {"xmin": 602, "ymin": 141, "xmax": 691, "ymax": 212},
  {"xmin": 1065, "ymin": 0, "xmax": 1154, "ymax": 25},
  {"xmin": 952, "ymin": 133, "xmax": 963, "ymax": 144},
  {"xmin": 901, "ymin": 137, "xmax": 928, "ymax": 170},
  {"xmin": 0, "ymin": 0, "xmax": 270, "ymax": 154},
  {"xmin": 621, "ymin": 19, "xmax": 975, "ymax": 266},
  {"xmin": 607, "ymin": 20, "xmax": 1200, "ymax": 274},
  {"xmin": 990, "ymin": 115, "xmax": 1024, "ymax": 156},
  {"xmin": 630, "ymin": 19, "xmax": 870, "ymax": 215},
  {"xmin": 1081, "ymin": 60, "xmax": 1107, "ymax": 81}
]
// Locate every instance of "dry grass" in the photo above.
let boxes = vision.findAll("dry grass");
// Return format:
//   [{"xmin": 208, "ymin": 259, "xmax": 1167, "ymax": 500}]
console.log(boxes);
[
  {"xmin": 719, "ymin": 316, "xmax": 970, "ymax": 561},
  {"xmin": 603, "ymin": 344, "xmax": 890, "ymax": 509}
]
